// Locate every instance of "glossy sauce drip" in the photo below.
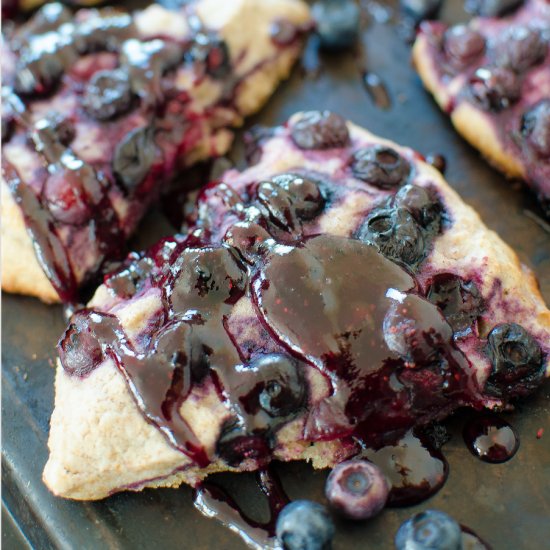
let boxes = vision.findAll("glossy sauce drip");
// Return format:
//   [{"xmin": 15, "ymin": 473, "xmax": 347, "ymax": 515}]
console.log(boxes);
[
  {"xmin": 361, "ymin": 429, "xmax": 449, "ymax": 506},
  {"xmin": 463, "ymin": 416, "xmax": 519, "ymax": 463},
  {"xmin": 361, "ymin": 71, "xmax": 391, "ymax": 110},
  {"xmin": 193, "ymin": 468, "xmax": 288, "ymax": 550},
  {"xmin": 253, "ymin": 234, "xmax": 474, "ymax": 444}
]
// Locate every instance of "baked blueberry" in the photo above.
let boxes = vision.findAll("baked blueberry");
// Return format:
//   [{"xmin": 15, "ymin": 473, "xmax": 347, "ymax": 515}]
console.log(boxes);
[
  {"xmin": 393, "ymin": 184, "xmax": 441, "ymax": 228},
  {"xmin": 325, "ymin": 460, "xmax": 389, "ymax": 520},
  {"xmin": 469, "ymin": 67, "xmax": 520, "ymax": 112},
  {"xmin": 58, "ymin": 311, "xmax": 120, "ymax": 378},
  {"xmin": 360, "ymin": 207, "xmax": 426, "ymax": 269},
  {"xmin": 186, "ymin": 33, "xmax": 231, "ymax": 78},
  {"xmin": 83, "ymin": 69, "xmax": 133, "ymax": 121},
  {"xmin": 290, "ymin": 111, "xmax": 350, "ymax": 150},
  {"xmin": 466, "ymin": 0, "xmax": 524, "ymax": 17},
  {"xmin": 168, "ymin": 247, "xmax": 247, "ymax": 313},
  {"xmin": 395, "ymin": 510, "xmax": 462, "ymax": 550},
  {"xmin": 113, "ymin": 126, "xmax": 156, "ymax": 191},
  {"xmin": 485, "ymin": 323, "xmax": 544, "ymax": 399},
  {"xmin": 443, "ymin": 25, "xmax": 485, "ymax": 69},
  {"xmin": 351, "ymin": 146, "xmax": 411, "ymax": 189},
  {"xmin": 239, "ymin": 354, "xmax": 306, "ymax": 420},
  {"xmin": 493, "ymin": 26, "xmax": 547, "ymax": 73},
  {"xmin": 427, "ymin": 274, "xmax": 484, "ymax": 335},
  {"xmin": 105, "ymin": 255, "xmax": 154, "ymax": 298},
  {"xmin": 271, "ymin": 173, "xmax": 325, "ymax": 220},
  {"xmin": 521, "ymin": 100, "xmax": 550, "ymax": 157},
  {"xmin": 312, "ymin": 0, "xmax": 360, "ymax": 50},
  {"xmin": 276, "ymin": 500, "xmax": 335, "ymax": 550}
]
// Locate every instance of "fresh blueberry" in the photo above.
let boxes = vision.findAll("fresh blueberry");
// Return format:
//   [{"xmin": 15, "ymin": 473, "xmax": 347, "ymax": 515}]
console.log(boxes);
[
  {"xmin": 186, "ymin": 33, "xmax": 231, "ymax": 78},
  {"xmin": 395, "ymin": 510, "xmax": 462, "ymax": 550},
  {"xmin": 359, "ymin": 206, "xmax": 426, "ymax": 269},
  {"xmin": 465, "ymin": 0, "xmax": 524, "ymax": 17},
  {"xmin": 400, "ymin": 0, "xmax": 442, "ymax": 24},
  {"xmin": 83, "ymin": 69, "xmax": 133, "ymax": 121},
  {"xmin": 485, "ymin": 323, "xmax": 544, "ymax": 399},
  {"xmin": 493, "ymin": 26, "xmax": 547, "ymax": 73},
  {"xmin": 426, "ymin": 274, "xmax": 484, "ymax": 335},
  {"xmin": 521, "ymin": 100, "xmax": 550, "ymax": 157},
  {"xmin": 276, "ymin": 500, "xmax": 335, "ymax": 550},
  {"xmin": 312, "ymin": 0, "xmax": 360, "ymax": 51},
  {"xmin": 325, "ymin": 460, "xmax": 389, "ymax": 520},
  {"xmin": 469, "ymin": 67, "xmax": 520, "ymax": 112},
  {"xmin": 113, "ymin": 126, "xmax": 156, "ymax": 191},
  {"xmin": 350, "ymin": 146, "xmax": 411, "ymax": 189},
  {"xmin": 291, "ymin": 110, "xmax": 350, "ymax": 150},
  {"xmin": 443, "ymin": 25, "xmax": 485, "ymax": 69}
]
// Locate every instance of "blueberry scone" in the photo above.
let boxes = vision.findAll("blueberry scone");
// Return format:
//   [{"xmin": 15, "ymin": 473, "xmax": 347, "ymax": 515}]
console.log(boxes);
[
  {"xmin": 412, "ymin": 0, "xmax": 550, "ymax": 214},
  {"xmin": 43, "ymin": 111, "xmax": 550, "ymax": 501},
  {"xmin": 1, "ymin": 0, "xmax": 311, "ymax": 303}
]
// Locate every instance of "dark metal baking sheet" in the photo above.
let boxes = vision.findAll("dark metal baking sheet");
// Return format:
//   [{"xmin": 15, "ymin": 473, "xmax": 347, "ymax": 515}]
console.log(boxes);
[{"xmin": 2, "ymin": 2, "xmax": 550, "ymax": 548}]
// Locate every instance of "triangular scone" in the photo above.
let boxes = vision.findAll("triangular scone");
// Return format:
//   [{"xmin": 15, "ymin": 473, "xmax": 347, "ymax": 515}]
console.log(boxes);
[
  {"xmin": 1, "ymin": 0, "xmax": 310, "ymax": 303},
  {"xmin": 44, "ymin": 111, "xmax": 549, "ymax": 500},
  {"xmin": 412, "ymin": 0, "xmax": 550, "ymax": 214}
]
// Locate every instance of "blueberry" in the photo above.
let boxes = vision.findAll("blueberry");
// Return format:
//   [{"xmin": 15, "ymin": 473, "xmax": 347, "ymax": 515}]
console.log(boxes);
[
  {"xmin": 443, "ymin": 25, "xmax": 485, "ymax": 69},
  {"xmin": 216, "ymin": 427, "xmax": 271, "ymax": 466},
  {"xmin": 223, "ymin": 222, "xmax": 274, "ymax": 262},
  {"xmin": 521, "ymin": 100, "xmax": 550, "ymax": 157},
  {"xmin": 493, "ymin": 26, "xmax": 547, "ymax": 73},
  {"xmin": 276, "ymin": 500, "xmax": 335, "ymax": 550},
  {"xmin": 15, "ymin": 33, "xmax": 76, "ymax": 96},
  {"xmin": 312, "ymin": 0, "xmax": 360, "ymax": 50},
  {"xmin": 400, "ymin": 0, "xmax": 442, "ymax": 24},
  {"xmin": 466, "ymin": 0, "xmax": 524, "ymax": 16},
  {"xmin": 325, "ymin": 460, "xmax": 389, "ymax": 520},
  {"xmin": 58, "ymin": 311, "xmax": 120, "ymax": 378},
  {"xmin": 425, "ymin": 153, "xmax": 447, "ymax": 175},
  {"xmin": 240, "ymin": 354, "xmax": 306, "ymax": 419},
  {"xmin": 426, "ymin": 274, "xmax": 484, "ymax": 335},
  {"xmin": 351, "ymin": 145, "xmax": 411, "ymax": 189},
  {"xmin": 105, "ymin": 255, "xmax": 154, "ymax": 298},
  {"xmin": 168, "ymin": 247, "xmax": 247, "ymax": 312},
  {"xmin": 290, "ymin": 111, "xmax": 350, "ymax": 150},
  {"xmin": 395, "ymin": 510, "xmax": 462, "ymax": 550},
  {"xmin": 257, "ymin": 173, "xmax": 325, "ymax": 232},
  {"xmin": 271, "ymin": 173, "xmax": 325, "ymax": 221},
  {"xmin": 113, "ymin": 126, "xmax": 156, "ymax": 191},
  {"xmin": 485, "ymin": 323, "xmax": 544, "ymax": 399},
  {"xmin": 186, "ymin": 33, "xmax": 231, "ymax": 78},
  {"xmin": 469, "ymin": 67, "xmax": 520, "ymax": 112},
  {"xmin": 83, "ymin": 69, "xmax": 133, "ymax": 121},
  {"xmin": 359, "ymin": 206, "xmax": 426, "ymax": 269}
]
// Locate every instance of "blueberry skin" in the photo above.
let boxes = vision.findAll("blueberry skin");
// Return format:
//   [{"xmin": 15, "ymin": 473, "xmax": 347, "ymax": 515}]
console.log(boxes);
[
  {"xmin": 395, "ymin": 510, "xmax": 462, "ymax": 550},
  {"xmin": 276, "ymin": 500, "xmax": 335, "ymax": 550},
  {"xmin": 312, "ymin": 0, "xmax": 361, "ymax": 50},
  {"xmin": 325, "ymin": 460, "xmax": 390, "ymax": 520}
]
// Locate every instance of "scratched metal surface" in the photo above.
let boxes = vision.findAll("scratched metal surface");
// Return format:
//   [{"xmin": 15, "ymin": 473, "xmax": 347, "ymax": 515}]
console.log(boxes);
[{"xmin": 2, "ymin": 1, "xmax": 549, "ymax": 549}]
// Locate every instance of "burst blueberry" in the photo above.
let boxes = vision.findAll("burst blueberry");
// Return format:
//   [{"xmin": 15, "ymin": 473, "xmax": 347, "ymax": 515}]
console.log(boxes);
[
  {"xmin": 290, "ymin": 111, "xmax": 350, "ymax": 150},
  {"xmin": 276, "ymin": 500, "xmax": 335, "ymax": 550}
]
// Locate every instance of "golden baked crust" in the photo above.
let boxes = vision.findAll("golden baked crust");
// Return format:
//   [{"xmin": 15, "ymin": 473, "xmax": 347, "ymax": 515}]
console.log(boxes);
[
  {"xmin": 411, "ymin": 0, "xmax": 550, "ymax": 208},
  {"xmin": 1, "ymin": 0, "xmax": 310, "ymax": 303},
  {"xmin": 43, "ymin": 115, "xmax": 549, "ymax": 500}
]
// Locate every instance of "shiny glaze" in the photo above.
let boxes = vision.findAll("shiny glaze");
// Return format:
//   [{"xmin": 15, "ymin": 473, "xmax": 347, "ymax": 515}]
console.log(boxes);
[{"xmin": 463, "ymin": 416, "xmax": 520, "ymax": 463}]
